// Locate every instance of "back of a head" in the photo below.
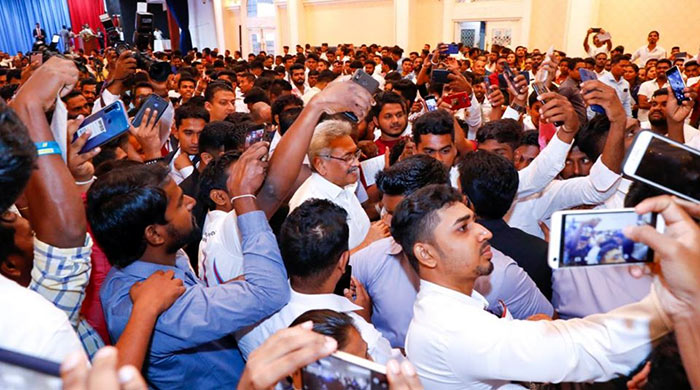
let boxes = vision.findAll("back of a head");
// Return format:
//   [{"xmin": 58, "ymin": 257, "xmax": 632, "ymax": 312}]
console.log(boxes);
[
  {"xmin": 86, "ymin": 164, "xmax": 171, "ymax": 268},
  {"xmin": 271, "ymin": 94, "xmax": 303, "ymax": 122},
  {"xmin": 412, "ymin": 109, "xmax": 454, "ymax": 144},
  {"xmin": 317, "ymin": 70, "xmax": 337, "ymax": 84},
  {"xmin": 476, "ymin": 119, "xmax": 523, "ymax": 152},
  {"xmin": 279, "ymin": 107, "xmax": 302, "ymax": 135},
  {"xmin": 279, "ymin": 199, "xmax": 349, "ymax": 281},
  {"xmin": 200, "ymin": 121, "xmax": 235, "ymax": 156},
  {"xmin": 290, "ymin": 309, "xmax": 357, "ymax": 351},
  {"xmin": 243, "ymin": 87, "xmax": 270, "ymax": 105},
  {"xmin": 197, "ymin": 151, "xmax": 241, "ymax": 211},
  {"xmin": 575, "ymin": 114, "xmax": 610, "ymax": 161},
  {"xmin": 458, "ymin": 150, "xmax": 519, "ymax": 220},
  {"xmin": 390, "ymin": 184, "xmax": 463, "ymax": 273},
  {"xmin": 0, "ymin": 101, "xmax": 36, "ymax": 212},
  {"xmin": 391, "ymin": 79, "xmax": 418, "ymax": 103},
  {"xmin": 376, "ymin": 154, "xmax": 449, "ymax": 196}
]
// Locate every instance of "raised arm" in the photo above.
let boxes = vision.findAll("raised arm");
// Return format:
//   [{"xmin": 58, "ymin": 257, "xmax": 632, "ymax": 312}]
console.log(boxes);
[
  {"xmin": 664, "ymin": 85, "xmax": 697, "ymax": 144},
  {"xmin": 583, "ymin": 29, "xmax": 593, "ymax": 53}
]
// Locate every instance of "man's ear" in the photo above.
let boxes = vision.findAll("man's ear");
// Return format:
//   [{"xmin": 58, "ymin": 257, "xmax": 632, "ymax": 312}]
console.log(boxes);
[
  {"xmin": 413, "ymin": 242, "xmax": 438, "ymax": 270},
  {"xmin": 200, "ymin": 152, "xmax": 215, "ymax": 167},
  {"xmin": 313, "ymin": 157, "xmax": 327, "ymax": 176},
  {"xmin": 209, "ymin": 189, "xmax": 229, "ymax": 208},
  {"xmin": 144, "ymin": 224, "xmax": 166, "ymax": 247},
  {"xmin": 337, "ymin": 250, "xmax": 350, "ymax": 272},
  {"xmin": 0, "ymin": 254, "xmax": 22, "ymax": 281},
  {"xmin": 204, "ymin": 101, "xmax": 212, "ymax": 113},
  {"xmin": 373, "ymin": 115, "xmax": 379, "ymax": 128}
]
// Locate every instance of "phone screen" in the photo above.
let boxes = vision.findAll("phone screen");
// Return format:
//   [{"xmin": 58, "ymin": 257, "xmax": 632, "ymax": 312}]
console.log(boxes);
[
  {"xmin": 559, "ymin": 211, "xmax": 655, "ymax": 267},
  {"xmin": 302, "ymin": 354, "xmax": 388, "ymax": 390},
  {"xmin": 424, "ymin": 97, "xmax": 438, "ymax": 111},
  {"xmin": 635, "ymin": 136, "xmax": 700, "ymax": 202},
  {"xmin": 666, "ymin": 66, "xmax": 689, "ymax": 103}
]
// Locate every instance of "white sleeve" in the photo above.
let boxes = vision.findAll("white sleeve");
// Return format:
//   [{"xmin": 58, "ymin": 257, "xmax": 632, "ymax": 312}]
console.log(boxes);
[
  {"xmin": 349, "ymin": 312, "xmax": 394, "ymax": 364},
  {"xmin": 501, "ymin": 106, "xmax": 521, "ymax": 121},
  {"xmin": 449, "ymin": 286, "xmax": 671, "ymax": 383},
  {"xmin": 92, "ymin": 88, "xmax": 120, "ymax": 114},
  {"xmin": 516, "ymin": 133, "xmax": 572, "ymax": 199}
]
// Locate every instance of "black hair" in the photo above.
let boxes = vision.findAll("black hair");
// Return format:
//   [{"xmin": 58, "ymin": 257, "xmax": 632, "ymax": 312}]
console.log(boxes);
[
  {"xmin": 243, "ymin": 87, "xmax": 271, "ymax": 105},
  {"xmin": 0, "ymin": 101, "xmax": 37, "ymax": 212},
  {"xmin": 197, "ymin": 151, "xmax": 241, "ymax": 211},
  {"xmin": 204, "ymin": 81, "xmax": 234, "ymax": 103},
  {"xmin": 388, "ymin": 139, "xmax": 406, "ymax": 166},
  {"xmin": 391, "ymin": 79, "xmax": 418, "ymax": 105},
  {"xmin": 611, "ymin": 54, "xmax": 628, "ymax": 65},
  {"xmin": 412, "ymin": 109, "xmax": 454, "ymax": 145},
  {"xmin": 253, "ymin": 76, "xmax": 274, "ymax": 91},
  {"xmin": 279, "ymin": 107, "xmax": 302, "ymax": 135},
  {"xmin": 458, "ymin": 150, "xmax": 519, "ymax": 219},
  {"xmin": 476, "ymin": 119, "xmax": 523, "ymax": 152},
  {"xmin": 519, "ymin": 129, "xmax": 540, "ymax": 147},
  {"xmin": 271, "ymin": 94, "xmax": 303, "ymax": 123},
  {"xmin": 375, "ymin": 154, "xmax": 449, "ymax": 196},
  {"xmin": 269, "ymin": 78, "xmax": 293, "ymax": 97},
  {"xmin": 652, "ymin": 88, "xmax": 669, "ymax": 98},
  {"xmin": 575, "ymin": 114, "xmax": 610, "ymax": 161},
  {"xmin": 200, "ymin": 120, "xmax": 234, "ymax": 156},
  {"xmin": 390, "ymin": 184, "xmax": 463, "ymax": 273},
  {"xmin": 384, "ymin": 71, "xmax": 402, "ymax": 83},
  {"xmin": 79, "ymin": 78, "xmax": 97, "ymax": 87},
  {"xmin": 371, "ymin": 91, "xmax": 406, "ymax": 120},
  {"xmin": 86, "ymin": 163, "xmax": 171, "ymax": 268},
  {"xmin": 656, "ymin": 58, "xmax": 672, "ymax": 68},
  {"xmin": 290, "ymin": 309, "xmax": 358, "ymax": 351},
  {"xmin": 279, "ymin": 199, "xmax": 349, "ymax": 282},
  {"xmin": 175, "ymin": 103, "xmax": 210, "ymax": 128},
  {"xmin": 381, "ymin": 56, "xmax": 397, "ymax": 71},
  {"xmin": 568, "ymin": 57, "xmax": 584, "ymax": 70},
  {"xmin": 289, "ymin": 63, "xmax": 305, "ymax": 74},
  {"xmin": 317, "ymin": 70, "xmax": 336, "ymax": 84}
]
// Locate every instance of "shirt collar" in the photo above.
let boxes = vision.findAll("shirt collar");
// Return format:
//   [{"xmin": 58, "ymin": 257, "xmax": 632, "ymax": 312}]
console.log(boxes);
[
  {"xmin": 120, "ymin": 251, "xmax": 197, "ymax": 285},
  {"xmin": 289, "ymin": 286, "xmax": 362, "ymax": 312},
  {"xmin": 310, "ymin": 172, "xmax": 358, "ymax": 200},
  {"xmin": 419, "ymin": 280, "xmax": 489, "ymax": 310}
]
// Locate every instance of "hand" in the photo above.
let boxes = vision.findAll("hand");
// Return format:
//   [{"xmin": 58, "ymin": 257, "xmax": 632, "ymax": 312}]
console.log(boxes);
[
  {"xmin": 61, "ymin": 347, "xmax": 147, "ymax": 390},
  {"xmin": 587, "ymin": 28, "xmax": 593, "ymax": 35},
  {"xmin": 506, "ymin": 74, "xmax": 528, "ymax": 106},
  {"xmin": 344, "ymin": 276, "xmax": 372, "ymax": 321},
  {"xmin": 410, "ymin": 100, "xmax": 423, "ymax": 113},
  {"xmin": 537, "ymin": 92, "xmax": 580, "ymax": 132},
  {"xmin": 626, "ymin": 361, "xmax": 651, "ymax": 390},
  {"xmin": 129, "ymin": 270, "xmax": 185, "ymax": 317},
  {"xmin": 310, "ymin": 80, "xmax": 373, "ymax": 121},
  {"xmin": 363, "ymin": 219, "xmax": 390, "ymax": 245},
  {"xmin": 129, "ymin": 108, "xmax": 162, "ymax": 160},
  {"xmin": 665, "ymin": 86, "xmax": 697, "ymax": 124},
  {"xmin": 535, "ymin": 52, "xmax": 558, "ymax": 87},
  {"xmin": 386, "ymin": 360, "xmax": 424, "ymax": 390},
  {"xmin": 67, "ymin": 116, "xmax": 100, "ymax": 182},
  {"xmin": 110, "ymin": 50, "xmax": 137, "ymax": 82},
  {"xmin": 13, "ymin": 56, "xmax": 78, "ymax": 111},
  {"xmin": 446, "ymin": 71, "xmax": 472, "ymax": 96},
  {"xmin": 623, "ymin": 196, "xmax": 700, "ymax": 319},
  {"xmin": 486, "ymin": 85, "xmax": 505, "ymax": 107},
  {"xmin": 527, "ymin": 313, "xmax": 553, "ymax": 321},
  {"xmin": 397, "ymin": 137, "xmax": 415, "ymax": 163},
  {"xmin": 174, "ymin": 151, "xmax": 193, "ymax": 170},
  {"xmin": 580, "ymin": 80, "xmax": 627, "ymax": 124},
  {"xmin": 227, "ymin": 142, "xmax": 269, "ymax": 197},
  {"xmin": 237, "ymin": 322, "xmax": 337, "ymax": 390}
]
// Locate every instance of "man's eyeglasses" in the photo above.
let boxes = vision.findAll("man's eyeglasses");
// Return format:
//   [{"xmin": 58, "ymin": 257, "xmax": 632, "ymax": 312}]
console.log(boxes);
[{"xmin": 319, "ymin": 149, "xmax": 362, "ymax": 164}]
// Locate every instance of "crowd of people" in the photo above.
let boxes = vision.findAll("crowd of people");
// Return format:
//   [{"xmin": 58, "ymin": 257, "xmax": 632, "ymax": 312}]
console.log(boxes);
[{"xmin": 1, "ymin": 25, "xmax": 700, "ymax": 390}]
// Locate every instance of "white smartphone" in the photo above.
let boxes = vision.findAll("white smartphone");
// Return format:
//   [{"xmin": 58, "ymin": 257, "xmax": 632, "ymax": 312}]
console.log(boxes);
[
  {"xmin": 622, "ymin": 130, "xmax": 700, "ymax": 203},
  {"xmin": 301, "ymin": 351, "xmax": 388, "ymax": 390},
  {"xmin": 548, "ymin": 208, "xmax": 664, "ymax": 269}
]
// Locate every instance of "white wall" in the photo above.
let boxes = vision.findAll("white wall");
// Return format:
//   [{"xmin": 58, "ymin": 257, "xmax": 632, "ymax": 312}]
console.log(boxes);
[{"xmin": 188, "ymin": 0, "xmax": 220, "ymax": 50}]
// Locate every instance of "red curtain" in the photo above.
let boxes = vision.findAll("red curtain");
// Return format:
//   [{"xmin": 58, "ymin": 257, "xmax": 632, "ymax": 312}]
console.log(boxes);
[{"xmin": 66, "ymin": 0, "xmax": 105, "ymax": 50}]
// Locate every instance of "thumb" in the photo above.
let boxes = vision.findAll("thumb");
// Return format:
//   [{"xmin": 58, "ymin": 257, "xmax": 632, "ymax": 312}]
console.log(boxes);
[{"xmin": 623, "ymin": 225, "xmax": 674, "ymax": 258}]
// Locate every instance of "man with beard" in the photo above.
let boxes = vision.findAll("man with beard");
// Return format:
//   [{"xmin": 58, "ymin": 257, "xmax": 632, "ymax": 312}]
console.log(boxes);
[
  {"xmin": 90, "ymin": 146, "xmax": 290, "ymax": 388},
  {"xmin": 372, "ymin": 91, "xmax": 408, "ymax": 155},
  {"xmin": 638, "ymin": 58, "xmax": 671, "ymax": 122},
  {"xmin": 289, "ymin": 63, "xmax": 307, "ymax": 97},
  {"xmin": 642, "ymin": 88, "xmax": 699, "ymax": 142},
  {"xmin": 631, "ymin": 30, "xmax": 667, "ymax": 66}
]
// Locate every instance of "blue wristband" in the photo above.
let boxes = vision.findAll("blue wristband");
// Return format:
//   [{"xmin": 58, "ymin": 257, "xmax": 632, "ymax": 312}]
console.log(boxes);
[{"xmin": 35, "ymin": 141, "xmax": 62, "ymax": 156}]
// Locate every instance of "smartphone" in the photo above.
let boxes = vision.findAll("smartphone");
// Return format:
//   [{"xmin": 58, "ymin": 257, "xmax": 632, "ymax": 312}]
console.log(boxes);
[
  {"xmin": 548, "ymin": 208, "xmax": 663, "ymax": 269},
  {"xmin": 244, "ymin": 123, "xmax": 276, "ymax": 150},
  {"xmin": 596, "ymin": 32, "xmax": 611, "ymax": 42},
  {"xmin": 447, "ymin": 43, "xmax": 459, "ymax": 57},
  {"xmin": 301, "ymin": 351, "xmax": 388, "ymax": 390},
  {"xmin": 424, "ymin": 96, "xmax": 438, "ymax": 112},
  {"xmin": 591, "ymin": 28, "xmax": 601, "ymax": 33},
  {"xmin": 622, "ymin": 131, "xmax": 700, "ymax": 203},
  {"xmin": 665, "ymin": 66, "xmax": 690, "ymax": 104},
  {"xmin": 532, "ymin": 82, "xmax": 564, "ymax": 126},
  {"xmin": 0, "ymin": 348, "xmax": 61, "ymax": 390},
  {"xmin": 578, "ymin": 68, "xmax": 605, "ymax": 114},
  {"xmin": 675, "ymin": 52, "xmax": 688, "ymax": 59},
  {"xmin": 431, "ymin": 69, "xmax": 450, "ymax": 84},
  {"xmin": 344, "ymin": 70, "xmax": 380, "ymax": 122},
  {"xmin": 73, "ymin": 100, "xmax": 130, "ymax": 154},
  {"xmin": 333, "ymin": 264, "xmax": 352, "ymax": 296},
  {"xmin": 443, "ymin": 92, "xmax": 471, "ymax": 110},
  {"xmin": 502, "ymin": 63, "xmax": 518, "ymax": 86},
  {"xmin": 520, "ymin": 71, "xmax": 530, "ymax": 85},
  {"xmin": 132, "ymin": 94, "xmax": 168, "ymax": 127}
]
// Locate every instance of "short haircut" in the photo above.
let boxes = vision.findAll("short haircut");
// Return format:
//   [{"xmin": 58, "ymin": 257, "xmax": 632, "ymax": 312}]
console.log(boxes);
[
  {"xmin": 390, "ymin": 184, "xmax": 463, "ymax": 273},
  {"xmin": 412, "ymin": 109, "xmax": 454, "ymax": 145},
  {"xmin": 271, "ymin": 94, "xmax": 303, "ymax": 123},
  {"xmin": 175, "ymin": 103, "xmax": 210, "ymax": 128},
  {"xmin": 79, "ymin": 78, "xmax": 97, "ymax": 88},
  {"xmin": 243, "ymin": 87, "xmax": 270, "ymax": 105},
  {"xmin": 656, "ymin": 58, "xmax": 672, "ymax": 68},
  {"xmin": 652, "ymin": 88, "xmax": 669, "ymax": 98},
  {"xmin": 381, "ymin": 56, "xmax": 397, "ymax": 71},
  {"xmin": 375, "ymin": 154, "xmax": 449, "ymax": 196},
  {"xmin": 0, "ymin": 101, "xmax": 36, "ymax": 213},
  {"xmin": 290, "ymin": 309, "xmax": 358, "ymax": 350},
  {"xmin": 269, "ymin": 78, "xmax": 293, "ymax": 97},
  {"xmin": 391, "ymin": 79, "xmax": 418, "ymax": 104},
  {"xmin": 86, "ymin": 164, "xmax": 171, "ymax": 268},
  {"xmin": 279, "ymin": 199, "xmax": 349, "ymax": 281},
  {"xmin": 317, "ymin": 69, "xmax": 337, "ymax": 83},
  {"xmin": 610, "ymin": 54, "xmax": 628, "ymax": 65},
  {"xmin": 458, "ymin": 150, "xmax": 519, "ymax": 219},
  {"xmin": 279, "ymin": 107, "xmax": 302, "ymax": 136},
  {"xmin": 476, "ymin": 119, "xmax": 523, "ymax": 152},
  {"xmin": 289, "ymin": 63, "xmax": 305, "ymax": 74},
  {"xmin": 371, "ymin": 91, "xmax": 406, "ymax": 120},
  {"xmin": 575, "ymin": 114, "xmax": 610, "ymax": 161},
  {"xmin": 308, "ymin": 120, "xmax": 352, "ymax": 166},
  {"xmin": 567, "ymin": 57, "xmax": 584, "ymax": 70},
  {"xmin": 253, "ymin": 76, "xmax": 274, "ymax": 91},
  {"xmin": 519, "ymin": 129, "xmax": 540, "ymax": 147},
  {"xmin": 204, "ymin": 81, "xmax": 234, "ymax": 103},
  {"xmin": 197, "ymin": 151, "xmax": 241, "ymax": 211},
  {"xmin": 199, "ymin": 120, "xmax": 234, "ymax": 156}
]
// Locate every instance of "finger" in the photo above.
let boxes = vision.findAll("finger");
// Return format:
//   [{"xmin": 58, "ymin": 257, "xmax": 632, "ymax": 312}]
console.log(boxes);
[
  {"xmin": 672, "ymin": 197, "xmax": 700, "ymax": 219},
  {"xmin": 634, "ymin": 195, "xmax": 694, "ymax": 226},
  {"xmin": 87, "ymin": 346, "xmax": 120, "ymax": 390},
  {"xmin": 117, "ymin": 365, "xmax": 148, "ymax": 390},
  {"xmin": 67, "ymin": 116, "xmax": 84, "ymax": 138},
  {"xmin": 243, "ymin": 142, "xmax": 269, "ymax": 159},
  {"xmin": 344, "ymin": 288, "xmax": 353, "ymax": 301},
  {"xmin": 71, "ymin": 129, "xmax": 91, "ymax": 153},
  {"xmin": 60, "ymin": 350, "xmax": 89, "ymax": 390},
  {"xmin": 74, "ymin": 146, "xmax": 101, "ymax": 162},
  {"xmin": 163, "ymin": 270, "xmax": 175, "ymax": 279},
  {"xmin": 623, "ymin": 225, "xmax": 677, "ymax": 259},
  {"xmin": 252, "ymin": 326, "xmax": 335, "ymax": 368}
]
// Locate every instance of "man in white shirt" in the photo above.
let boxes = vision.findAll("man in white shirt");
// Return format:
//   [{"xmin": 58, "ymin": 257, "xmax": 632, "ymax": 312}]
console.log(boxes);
[
  {"xmin": 599, "ymin": 54, "xmax": 633, "ymax": 117},
  {"xmin": 288, "ymin": 119, "xmax": 386, "ymax": 250},
  {"xmin": 583, "ymin": 28, "xmax": 612, "ymax": 57},
  {"xmin": 235, "ymin": 199, "xmax": 393, "ymax": 363},
  {"xmin": 640, "ymin": 88, "xmax": 699, "ymax": 142},
  {"xmin": 391, "ymin": 184, "xmax": 672, "ymax": 389},
  {"xmin": 168, "ymin": 104, "xmax": 209, "ymax": 185},
  {"xmin": 302, "ymin": 69, "xmax": 335, "ymax": 105},
  {"xmin": 289, "ymin": 63, "xmax": 308, "ymax": 97},
  {"xmin": 593, "ymin": 52, "xmax": 609, "ymax": 78},
  {"xmin": 630, "ymin": 30, "xmax": 667, "ymax": 66},
  {"xmin": 637, "ymin": 58, "xmax": 671, "ymax": 122}
]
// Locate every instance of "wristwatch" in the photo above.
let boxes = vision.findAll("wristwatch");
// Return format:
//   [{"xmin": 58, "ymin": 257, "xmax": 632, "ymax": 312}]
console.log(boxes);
[{"xmin": 509, "ymin": 102, "xmax": 527, "ymax": 114}]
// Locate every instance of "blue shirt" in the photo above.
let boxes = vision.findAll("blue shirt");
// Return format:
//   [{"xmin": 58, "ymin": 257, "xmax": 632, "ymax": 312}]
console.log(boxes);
[
  {"xmin": 351, "ymin": 237, "xmax": 553, "ymax": 348},
  {"xmin": 100, "ymin": 211, "xmax": 289, "ymax": 389}
]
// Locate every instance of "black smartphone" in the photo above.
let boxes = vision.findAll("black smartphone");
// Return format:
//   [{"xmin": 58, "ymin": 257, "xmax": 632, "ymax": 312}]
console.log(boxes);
[
  {"xmin": 333, "ymin": 264, "xmax": 352, "ymax": 296},
  {"xmin": 244, "ymin": 124, "xmax": 276, "ymax": 150},
  {"xmin": 0, "ymin": 348, "xmax": 61, "ymax": 389},
  {"xmin": 344, "ymin": 70, "xmax": 380, "ymax": 122},
  {"xmin": 502, "ymin": 63, "xmax": 518, "ymax": 86},
  {"xmin": 520, "ymin": 71, "xmax": 530, "ymax": 85},
  {"xmin": 431, "ymin": 68, "xmax": 450, "ymax": 84},
  {"xmin": 591, "ymin": 28, "xmax": 601, "ymax": 33},
  {"xmin": 132, "ymin": 94, "xmax": 168, "ymax": 127},
  {"xmin": 532, "ymin": 82, "xmax": 564, "ymax": 126},
  {"xmin": 73, "ymin": 101, "xmax": 130, "ymax": 154},
  {"xmin": 578, "ymin": 68, "xmax": 605, "ymax": 114},
  {"xmin": 666, "ymin": 66, "xmax": 690, "ymax": 104}
]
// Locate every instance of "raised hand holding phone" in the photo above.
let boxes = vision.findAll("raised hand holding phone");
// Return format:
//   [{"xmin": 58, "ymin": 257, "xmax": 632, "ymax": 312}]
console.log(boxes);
[
  {"xmin": 67, "ymin": 116, "xmax": 99, "ymax": 184},
  {"xmin": 580, "ymin": 80, "xmax": 626, "ymax": 124}
]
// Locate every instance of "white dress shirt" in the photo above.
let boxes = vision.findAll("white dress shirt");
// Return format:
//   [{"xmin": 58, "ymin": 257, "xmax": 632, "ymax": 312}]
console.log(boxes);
[
  {"xmin": 639, "ymin": 120, "xmax": 700, "ymax": 145},
  {"xmin": 637, "ymin": 79, "xmax": 668, "ymax": 122},
  {"xmin": 506, "ymin": 157, "xmax": 621, "ymax": 238},
  {"xmin": 235, "ymin": 87, "xmax": 249, "ymax": 113},
  {"xmin": 235, "ymin": 285, "xmax": 393, "ymax": 363},
  {"xmin": 0, "ymin": 274, "xmax": 85, "ymax": 363},
  {"xmin": 515, "ymin": 133, "xmax": 573, "ymax": 199},
  {"xmin": 594, "ymin": 69, "xmax": 610, "ymax": 79},
  {"xmin": 630, "ymin": 45, "xmax": 667, "ymax": 66},
  {"xmin": 198, "ymin": 210, "xmax": 243, "ymax": 286},
  {"xmin": 288, "ymin": 172, "xmax": 370, "ymax": 249},
  {"xmin": 302, "ymin": 86, "xmax": 321, "ymax": 104},
  {"xmin": 599, "ymin": 72, "xmax": 632, "ymax": 117},
  {"xmin": 406, "ymin": 279, "xmax": 671, "ymax": 389},
  {"xmin": 168, "ymin": 148, "xmax": 195, "ymax": 185},
  {"xmin": 586, "ymin": 45, "xmax": 609, "ymax": 57}
]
